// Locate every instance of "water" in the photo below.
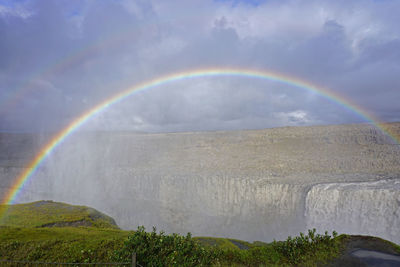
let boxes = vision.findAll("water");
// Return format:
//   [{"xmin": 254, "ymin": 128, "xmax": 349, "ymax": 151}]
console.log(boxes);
[{"xmin": 306, "ymin": 179, "xmax": 400, "ymax": 243}]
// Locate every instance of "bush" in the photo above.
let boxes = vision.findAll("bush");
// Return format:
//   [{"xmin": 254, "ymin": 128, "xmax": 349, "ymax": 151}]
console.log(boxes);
[
  {"xmin": 113, "ymin": 226, "xmax": 219, "ymax": 266},
  {"xmin": 272, "ymin": 229, "xmax": 338, "ymax": 265}
]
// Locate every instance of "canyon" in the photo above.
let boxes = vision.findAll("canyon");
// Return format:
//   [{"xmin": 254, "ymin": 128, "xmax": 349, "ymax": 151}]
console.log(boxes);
[{"xmin": 1, "ymin": 123, "xmax": 399, "ymax": 243}]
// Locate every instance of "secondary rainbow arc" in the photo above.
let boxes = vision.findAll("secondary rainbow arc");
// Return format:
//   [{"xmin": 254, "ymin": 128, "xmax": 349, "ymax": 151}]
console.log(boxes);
[{"xmin": 1, "ymin": 67, "xmax": 398, "ymax": 215}]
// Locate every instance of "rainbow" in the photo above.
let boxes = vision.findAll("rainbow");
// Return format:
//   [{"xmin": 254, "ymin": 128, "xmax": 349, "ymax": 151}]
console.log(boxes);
[{"xmin": 1, "ymin": 67, "xmax": 399, "ymax": 213}]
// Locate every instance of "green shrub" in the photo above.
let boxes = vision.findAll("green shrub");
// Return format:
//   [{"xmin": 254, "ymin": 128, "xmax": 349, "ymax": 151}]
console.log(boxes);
[
  {"xmin": 113, "ymin": 226, "xmax": 219, "ymax": 266},
  {"xmin": 272, "ymin": 229, "xmax": 338, "ymax": 265}
]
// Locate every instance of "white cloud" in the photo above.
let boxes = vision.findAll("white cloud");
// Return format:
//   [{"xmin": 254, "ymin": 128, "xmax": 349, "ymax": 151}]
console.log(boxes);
[
  {"xmin": 0, "ymin": 1, "xmax": 33, "ymax": 19},
  {"xmin": 274, "ymin": 110, "xmax": 312, "ymax": 126}
]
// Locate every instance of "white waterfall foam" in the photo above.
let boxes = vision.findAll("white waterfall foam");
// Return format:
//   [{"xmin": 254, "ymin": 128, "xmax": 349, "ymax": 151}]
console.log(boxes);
[{"xmin": 305, "ymin": 179, "xmax": 400, "ymax": 243}]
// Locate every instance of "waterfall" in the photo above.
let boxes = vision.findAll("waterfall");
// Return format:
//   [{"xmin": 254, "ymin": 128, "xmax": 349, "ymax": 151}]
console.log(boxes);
[
  {"xmin": 1, "ymin": 124, "xmax": 399, "ymax": 242},
  {"xmin": 305, "ymin": 179, "xmax": 400, "ymax": 243}
]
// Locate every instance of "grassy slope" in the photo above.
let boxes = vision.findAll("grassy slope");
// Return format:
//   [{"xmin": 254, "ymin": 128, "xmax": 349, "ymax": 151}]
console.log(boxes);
[
  {"xmin": 0, "ymin": 200, "xmax": 118, "ymax": 229},
  {"xmin": 0, "ymin": 227, "xmax": 130, "ymax": 263},
  {"xmin": 0, "ymin": 201, "xmax": 127, "ymax": 262}
]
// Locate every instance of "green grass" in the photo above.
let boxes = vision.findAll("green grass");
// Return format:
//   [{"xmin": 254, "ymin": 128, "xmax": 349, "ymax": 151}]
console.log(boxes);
[
  {"xmin": 0, "ymin": 200, "xmax": 118, "ymax": 229},
  {"xmin": 194, "ymin": 237, "xmax": 252, "ymax": 250},
  {"xmin": 0, "ymin": 201, "xmax": 126, "ymax": 263},
  {"xmin": 0, "ymin": 226, "xmax": 131, "ymax": 263}
]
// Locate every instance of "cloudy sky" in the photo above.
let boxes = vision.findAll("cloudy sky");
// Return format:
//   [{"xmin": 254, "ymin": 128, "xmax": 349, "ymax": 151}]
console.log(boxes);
[{"xmin": 0, "ymin": 0, "xmax": 399, "ymax": 133}]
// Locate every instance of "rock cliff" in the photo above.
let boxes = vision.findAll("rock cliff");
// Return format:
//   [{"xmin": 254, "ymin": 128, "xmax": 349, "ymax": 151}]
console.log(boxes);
[{"xmin": 1, "ymin": 123, "xmax": 399, "ymax": 242}]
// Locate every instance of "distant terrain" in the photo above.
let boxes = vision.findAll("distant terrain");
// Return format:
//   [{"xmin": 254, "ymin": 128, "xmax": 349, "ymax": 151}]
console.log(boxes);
[{"xmin": 1, "ymin": 122, "xmax": 400, "ymax": 243}]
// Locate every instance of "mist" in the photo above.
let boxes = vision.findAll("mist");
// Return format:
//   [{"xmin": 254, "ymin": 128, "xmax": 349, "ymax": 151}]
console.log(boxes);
[{"xmin": 5, "ymin": 124, "xmax": 400, "ymax": 243}]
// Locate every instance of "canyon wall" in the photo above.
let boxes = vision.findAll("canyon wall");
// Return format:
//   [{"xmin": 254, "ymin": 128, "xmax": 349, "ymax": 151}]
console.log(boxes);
[{"xmin": 1, "ymin": 123, "xmax": 399, "ymax": 242}]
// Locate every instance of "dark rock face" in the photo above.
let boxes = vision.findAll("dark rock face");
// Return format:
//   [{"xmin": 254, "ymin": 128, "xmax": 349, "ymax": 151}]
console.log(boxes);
[{"xmin": 0, "ymin": 123, "xmax": 399, "ymax": 242}]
